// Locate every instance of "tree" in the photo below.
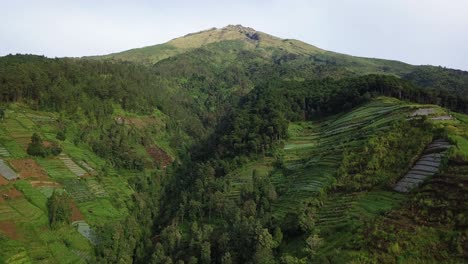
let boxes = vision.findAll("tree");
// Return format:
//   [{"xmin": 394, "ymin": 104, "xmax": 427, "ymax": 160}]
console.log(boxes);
[
  {"xmin": 47, "ymin": 191, "xmax": 72, "ymax": 229},
  {"xmin": 200, "ymin": 241, "xmax": 211, "ymax": 264},
  {"xmin": 27, "ymin": 133, "xmax": 47, "ymax": 157},
  {"xmin": 304, "ymin": 234, "xmax": 323, "ymax": 258}
]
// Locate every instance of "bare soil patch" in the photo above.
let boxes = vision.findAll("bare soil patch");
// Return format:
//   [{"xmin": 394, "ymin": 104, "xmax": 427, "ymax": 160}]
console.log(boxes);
[
  {"xmin": 0, "ymin": 176, "xmax": 8, "ymax": 186},
  {"xmin": 115, "ymin": 116, "xmax": 160, "ymax": 129},
  {"xmin": 147, "ymin": 146, "xmax": 173, "ymax": 168},
  {"xmin": 70, "ymin": 200, "xmax": 84, "ymax": 222},
  {"xmin": 10, "ymin": 159, "xmax": 49, "ymax": 180},
  {"xmin": 0, "ymin": 220, "xmax": 20, "ymax": 239},
  {"xmin": 0, "ymin": 188, "xmax": 23, "ymax": 202}
]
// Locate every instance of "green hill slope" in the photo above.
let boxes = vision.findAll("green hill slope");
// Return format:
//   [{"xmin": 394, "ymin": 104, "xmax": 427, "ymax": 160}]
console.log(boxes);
[
  {"xmin": 222, "ymin": 97, "xmax": 468, "ymax": 262},
  {"xmin": 0, "ymin": 103, "xmax": 175, "ymax": 263}
]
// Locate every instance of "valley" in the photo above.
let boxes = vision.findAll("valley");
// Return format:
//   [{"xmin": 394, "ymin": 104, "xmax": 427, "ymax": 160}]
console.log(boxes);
[{"xmin": 0, "ymin": 24, "xmax": 467, "ymax": 263}]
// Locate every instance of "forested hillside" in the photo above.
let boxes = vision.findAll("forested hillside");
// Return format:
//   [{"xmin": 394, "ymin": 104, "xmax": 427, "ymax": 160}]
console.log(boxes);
[{"xmin": 0, "ymin": 25, "xmax": 467, "ymax": 264}]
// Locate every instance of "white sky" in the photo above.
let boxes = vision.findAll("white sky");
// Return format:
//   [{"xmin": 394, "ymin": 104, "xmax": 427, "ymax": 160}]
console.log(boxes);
[{"xmin": 1, "ymin": 0, "xmax": 467, "ymax": 70}]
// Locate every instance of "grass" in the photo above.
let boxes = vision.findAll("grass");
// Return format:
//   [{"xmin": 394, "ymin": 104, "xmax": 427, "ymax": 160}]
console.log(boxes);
[{"xmin": 14, "ymin": 180, "xmax": 48, "ymax": 212}]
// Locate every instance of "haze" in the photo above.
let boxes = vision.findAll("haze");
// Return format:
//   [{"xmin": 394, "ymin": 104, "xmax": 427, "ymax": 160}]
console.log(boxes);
[{"xmin": 1, "ymin": 0, "xmax": 467, "ymax": 70}]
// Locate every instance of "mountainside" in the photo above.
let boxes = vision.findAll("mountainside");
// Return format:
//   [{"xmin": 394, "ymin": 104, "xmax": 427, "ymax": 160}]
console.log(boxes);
[
  {"xmin": 1, "ymin": 25, "xmax": 468, "ymax": 263},
  {"xmin": 88, "ymin": 25, "xmax": 325, "ymax": 64},
  {"xmin": 89, "ymin": 25, "xmax": 468, "ymax": 99}
]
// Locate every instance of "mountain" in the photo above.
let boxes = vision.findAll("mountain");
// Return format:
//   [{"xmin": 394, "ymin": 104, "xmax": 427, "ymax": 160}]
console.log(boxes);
[
  {"xmin": 88, "ymin": 25, "xmax": 325, "ymax": 64},
  {"xmin": 0, "ymin": 25, "xmax": 468, "ymax": 263},
  {"xmin": 90, "ymin": 24, "xmax": 413, "ymax": 76},
  {"xmin": 89, "ymin": 25, "xmax": 468, "ymax": 98}
]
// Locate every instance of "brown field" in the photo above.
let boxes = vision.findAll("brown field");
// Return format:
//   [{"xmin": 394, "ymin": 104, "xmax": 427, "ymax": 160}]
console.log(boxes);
[
  {"xmin": 117, "ymin": 116, "xmax": 160, "ymax": 129},
  {"xmin": 0, "ymin": 176, "xmax": 8, "ymax": 186},
  {"xmin": 10, "ymin": 159, "xmax": 49, "ymax": 180},
  {"xmin": 0, "ymin": 220, "xmax": 20, "ymax": 239},
  {"xmin": 0, "ymin": 188, "xmax": 23, "ymax": 202},
  {"xmin": 70, "ymin": 201, "xmax": 84, "ymax": 222},
  {"xmin": 147, "ymin": 146, "xmax": 173, "ymax": 168}
]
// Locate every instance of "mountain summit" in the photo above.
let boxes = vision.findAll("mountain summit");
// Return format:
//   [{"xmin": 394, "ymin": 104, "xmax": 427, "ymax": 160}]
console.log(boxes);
[{"xmin": 89, "ymin": 24, "xmax": 323, "ymax": 64}]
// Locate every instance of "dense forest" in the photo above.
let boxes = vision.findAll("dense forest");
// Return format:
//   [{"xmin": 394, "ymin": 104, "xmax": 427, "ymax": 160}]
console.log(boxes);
[{"xmin": 1, "ymin": 26, "xmax": 468, "ymax": 263}]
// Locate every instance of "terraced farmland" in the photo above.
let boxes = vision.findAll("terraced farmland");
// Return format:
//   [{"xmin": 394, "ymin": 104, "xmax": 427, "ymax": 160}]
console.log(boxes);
[
  {"xmin": 0, "ymin": 145, "xmax": 10, "ymax": 157},
  {"xmin": 0, "ymin": 159, "xmax": 18, "ymax": 181},
  {"xmin": 59, "ymin": 153, "xmax": 88, "ymax": 177},
  {"xmin": 394, "ymin": 139, "xmax": 452, "ymax": 193},
  {"xmin": 271, "ymin": 98, "xmax": 414, "ymax": 219},
  {"xmin": 0, "ymin": 106, "xmax": 137, "ymax": 263}
]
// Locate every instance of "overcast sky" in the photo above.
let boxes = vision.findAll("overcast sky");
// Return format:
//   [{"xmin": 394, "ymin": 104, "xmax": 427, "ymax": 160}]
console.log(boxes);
[{"xmin": 1, "ymin": 0, "xmax": 467, "ymax": 70}]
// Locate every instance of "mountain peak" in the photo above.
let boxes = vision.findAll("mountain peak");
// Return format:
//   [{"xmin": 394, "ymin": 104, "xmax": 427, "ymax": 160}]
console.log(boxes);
[
  {"xmin": 221, "ymin": 24, "xmax": 257, "ymax": 33},
  {"xmin": 89, "ymin": 25, "xmax": 322, "ymax": 64}
]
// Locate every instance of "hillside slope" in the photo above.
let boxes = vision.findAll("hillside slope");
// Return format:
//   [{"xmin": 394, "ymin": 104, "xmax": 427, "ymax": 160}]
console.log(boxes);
[
  {"xmin": 88, "ymin": 25, "xmax": 468, "ymax": 98},
  {"xmin": 0, "ymin": 104, "xmax": 173, "ymax": 263},
  {"xmin": 223, "ymin": 97, "xmax": 468, "ymax": 262}
]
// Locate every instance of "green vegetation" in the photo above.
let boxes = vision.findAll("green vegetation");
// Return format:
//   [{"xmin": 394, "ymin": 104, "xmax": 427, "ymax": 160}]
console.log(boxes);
[
  {"xmin": 47, "ymin": 191, "xmax": 72, "ymax": 229},
  {"xmin": 27, "ymin": 132, "xmax": 62, "ymax": 157},
  {"xmin": 0, "ymin": 25, "xmax": 467, "ymax": 263}
]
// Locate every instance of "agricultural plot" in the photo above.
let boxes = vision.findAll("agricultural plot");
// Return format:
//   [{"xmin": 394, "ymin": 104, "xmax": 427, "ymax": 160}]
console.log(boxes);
[
  {"xmin": 62, "ymin": 179, "xmax": 95, "ymax": 203},
  {"xmin": 26, "ymin": 113, "xmax": 56, "ymax": 124},
  {"xmin": 80, "ymin": 160, "xmax": 96, "ymax": 174},
  {"xmin": 72, "ymin": 221, "xmax": 97, "ymax": 245},
  {"xmin": 59, "ymin": 153, "xmax": 87, "ymax": 177},
  {"xmin": 3, "ymin": 118, "xmax": 32, "ymax": 149},
  {"xmin": 87, "ymin": 179, "xmax": 108, "ymax": 198},
  {"xmin": 0, "ymin": 145, "xmax": 10, "ymax": 157},
  {"xmin": 225, "ymin": 159, "xmax": 274, "ymax": 199},
  {"xmin": 315, "ymin": 190, "xmax": 406, "ymax": 257},
  {"xmin": 60, "ymin": 140, "xmax": 106, "ymax": 171},
  {"xmin": 37, "ymin": 158, "xmax": 77, "ymax": 180},
  {"xmin": 394, "ymin": 139, "xmax": 452, "ymax": 193},
  {"xmin": 271, "ymin": 98, "xmax": 413, "ymax": 219},
  {"xmin": 0, "ymin": 159, "xmax": 19, "ymax": 180}
]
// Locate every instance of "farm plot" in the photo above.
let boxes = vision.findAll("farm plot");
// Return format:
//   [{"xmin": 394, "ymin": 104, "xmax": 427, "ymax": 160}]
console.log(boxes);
[
  {"xmin": 3, "ymin": 118, "xmax": 32, "ymax": 149},
  {"xmin": 0, "ymin": 145, "xmax": 10, "ymax": 157},
  {"xmin": 59, "ymin": 154, "xmax": 87, "ymax": 177},
  {"xmin": 315, "ymin": 190, "xmax": 406, "ymax": 257},
  {"xmin": 37, "ymin": 158, "xmax": 77, "ymax": 180},
  {"xmin": 62, "ymin": 179, "xmax": 95, "ymax": 203},
  {"xmin": 316, "ymin": 193, "xmax": 360, "ymax": 230},
  {"xmin": 9, "ymin": 158, "xmax": 49, "ymax": 180},
  {"xmin": 79, "ymin": 160, "xmax": 96, "ymax": 174},
  {"xmin": 87, "ymin": 179, "xmax": 108, "ymax": 198},
  {"xmin": 0, "ymin": 159, "xmax": 19, "ymax": 180},
  {"xmin": 26, "ymin": 113, "xmax": 56, "ymax": 124},
  {"xmin": 72, "ymin": 221, "xmax": 97, "ymax": 244},
  {"xmin": 0, "ymin": 134, "xmax": 26, "ymax": 158},
  {"xmin": 394, "ymin": 139, "xmax": 451, "ymax": 193},
  {"xmin": 271, "ymin": 98, "xmax": 412, "ymax": 220},
  {"xmin": 225, "ymin": 159, "xmax": 274, "ymax": 199}
]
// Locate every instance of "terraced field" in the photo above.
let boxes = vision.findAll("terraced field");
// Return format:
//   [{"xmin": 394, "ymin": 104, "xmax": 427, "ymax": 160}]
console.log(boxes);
[
  {"xmin": 0, "ymin": 105, "xmax": 138, "ymax": 263},
  {"xmin": 0, "ymin": 159, "xmax": 18, "ymax": 180},
  {"xmin": 394, "ymin": 139, "xmax": 452, "ymax": 192},
  {"xmin": 271, "ymin": 98, "xmax": 414, "ymax": 219},
  {"xmin": 59, "ymin": 153, "xmax": 88, "ymax": 177}
]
